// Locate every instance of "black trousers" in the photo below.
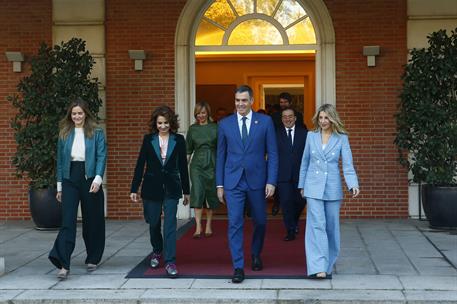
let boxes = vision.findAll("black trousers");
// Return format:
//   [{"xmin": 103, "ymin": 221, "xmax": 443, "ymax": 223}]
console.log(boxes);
[
  {"xmin": 49, "ymin": 161, "xmax": 105, "ymax": 270},
  {"xmin": 278, "ymin": 181, "xmax": 306, "ymax": 234}
]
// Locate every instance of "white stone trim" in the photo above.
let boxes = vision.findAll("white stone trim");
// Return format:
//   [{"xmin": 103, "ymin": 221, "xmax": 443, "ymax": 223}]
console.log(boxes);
[
  {"xmin": 53, "ymin": 0, "xmax": 107, "ymax": 217},
  {"xmin": 222, "ymin": 13, "xmax": 289, "ymax": 45}
]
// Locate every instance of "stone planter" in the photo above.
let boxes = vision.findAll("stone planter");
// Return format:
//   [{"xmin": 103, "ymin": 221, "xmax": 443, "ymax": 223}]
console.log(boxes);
[
  {"xmin": 422, "ymin": 184, "xmax": 457, "ymax": 229},
  {"xmin": 29, "ymin": 187, "xmax": 62, "ymax": 230}
]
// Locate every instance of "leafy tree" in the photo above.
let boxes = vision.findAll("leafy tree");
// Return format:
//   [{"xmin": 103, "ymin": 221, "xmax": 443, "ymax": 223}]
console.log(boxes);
[
  {"xmin": 395, "ymin": 29, "xmax": 457, "ymax": 186},
  {"xmin": 8, "ymin": 38, "xmax": 101, "ymax": 189}
]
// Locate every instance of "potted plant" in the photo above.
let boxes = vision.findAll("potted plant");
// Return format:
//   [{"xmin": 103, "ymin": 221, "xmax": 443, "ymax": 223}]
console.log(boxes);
[
  {"xmin": 395, "ymin": 28, "xmax": 457, "ymax": 228},
  {"xmin": 8, "ymin": 38, "xmax": 102, "ymax": 229}
]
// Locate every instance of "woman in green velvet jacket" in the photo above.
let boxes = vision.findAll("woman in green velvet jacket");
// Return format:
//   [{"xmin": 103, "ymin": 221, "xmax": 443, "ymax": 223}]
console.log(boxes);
[{"xmin": 130, "ymin": 105, "xmax": 190, "ymax": 278}]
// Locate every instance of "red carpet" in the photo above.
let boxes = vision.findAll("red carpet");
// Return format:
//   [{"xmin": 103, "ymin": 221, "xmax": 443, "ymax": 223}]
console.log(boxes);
[{"xmin": 126, "ymin": 219, "xmax": 307, "ymax": 278}]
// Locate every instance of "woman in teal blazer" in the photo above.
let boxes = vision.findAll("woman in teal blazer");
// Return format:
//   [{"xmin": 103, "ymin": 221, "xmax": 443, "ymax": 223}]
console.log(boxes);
[
  {"xmin": 298, "ymin": 104, "xmax": 360, "ymax": 279},
  {"xmin": 130, "ymin": 106, "xmax": 190, "ymax": 278},
  {"xmin": 49, "ymin": 99, "xmax": 107, "ymax": 280}
]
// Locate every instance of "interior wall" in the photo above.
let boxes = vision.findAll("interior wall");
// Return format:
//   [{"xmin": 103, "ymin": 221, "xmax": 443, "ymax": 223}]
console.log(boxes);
[{"xmin": 195, "ymin": 54, "xmax": 316, "ymax": 127}]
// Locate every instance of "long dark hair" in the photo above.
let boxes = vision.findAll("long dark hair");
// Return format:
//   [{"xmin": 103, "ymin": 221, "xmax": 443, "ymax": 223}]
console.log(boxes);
[
  {"xmin": 149, "ymin": 105, "xmax": 179, "ymax": 133},
  {"xmin": 59, "ymin": 98, "xmax": 98, "ymax": 139}
]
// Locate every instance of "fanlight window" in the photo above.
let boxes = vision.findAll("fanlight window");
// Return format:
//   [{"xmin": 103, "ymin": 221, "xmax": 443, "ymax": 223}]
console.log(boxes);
[{"xmin": 195, "ymin": 0, "xmax": 316, "ymax": 46}]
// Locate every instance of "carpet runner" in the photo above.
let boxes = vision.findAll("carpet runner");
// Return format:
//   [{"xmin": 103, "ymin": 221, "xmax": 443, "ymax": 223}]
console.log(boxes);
[{"xmin": 126, "ymin": 219, "xmax": 307, "ymax": 279}]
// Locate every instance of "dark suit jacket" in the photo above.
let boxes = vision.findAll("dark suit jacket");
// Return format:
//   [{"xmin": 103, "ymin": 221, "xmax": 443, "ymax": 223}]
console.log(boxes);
[
  {"xmin": 276, "ymin": 125, "xmax": 308, "ymax": 184},
  {"xmin": 131, "ymin": 133, "xmax": 190, "ymax": 201}
]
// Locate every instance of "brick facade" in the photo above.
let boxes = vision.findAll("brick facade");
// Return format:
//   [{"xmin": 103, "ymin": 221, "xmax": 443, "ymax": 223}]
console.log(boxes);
[
  {"xmin": 0, "ymin": 0, "xmax": 408, "ymax": 220},
  {"xmin": 326, "ymin": 0, "xmax": 408, "ymax": 217},
  {"xmin": 0, "ymin": 0, "xmax": 52, "ymax": 219}
]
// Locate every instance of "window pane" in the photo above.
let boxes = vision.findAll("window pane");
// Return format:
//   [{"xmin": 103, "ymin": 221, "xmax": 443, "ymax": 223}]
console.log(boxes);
[
  {"xmin": 257, "ymin": 0, "xmax": 280, "ymax": 16},
  {"xmin": 204, "ymin": 0, "xmax": 236, "ymax": 28},
  {"xmin": 229, "ymin": 19, "xmax": 283, "ymax": 45},
  {"xmin": 275, "ymin": 0, "xmax": 307, "ymax": 28},
  {"xmin": 286, "ymin": 17, "xmax": 316, "ymax": 44},
  {"xmin": 196, "ymin": 19, "xmax": 225, "ymax": 46},
  {"xmin": 229, "ymin": 0, "xmax": 254, "ymax": 16}
]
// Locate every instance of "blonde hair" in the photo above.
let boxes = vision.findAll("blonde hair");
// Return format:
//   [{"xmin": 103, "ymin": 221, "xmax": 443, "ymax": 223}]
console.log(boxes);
[
  {"xmin": 312, "ymin": 103, "xmax": 347, "ymax": 134},
  {"xmin": 59, "ymin": 98, "xmax": 98, "ymax": 139},
  {"xmin": 193, "ymin": 101, "xmax": 212, "ymax": 124}
]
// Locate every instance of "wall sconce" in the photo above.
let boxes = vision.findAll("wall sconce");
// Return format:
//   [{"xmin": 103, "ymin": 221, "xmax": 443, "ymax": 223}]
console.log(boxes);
[
  {"xmin": 363, "ymin": 46, "xmax": 380, "ymax": 67},
  {"xmin": 128, "ymin": 50, "xmax": 146, "ymax": 71},
  {"xmin": 5, "ymin": 51, "xmax": 24, "ymax": 72}
]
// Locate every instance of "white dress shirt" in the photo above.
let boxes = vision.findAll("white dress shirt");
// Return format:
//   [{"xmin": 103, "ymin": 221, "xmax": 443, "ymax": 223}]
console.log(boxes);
[
  {"xmin": 285, "ymin": 125, "xmax": 295, "ymax": 145},
  {"xmin": 237, "ymin": 110, "xmax": 253, "ymax": 136}
]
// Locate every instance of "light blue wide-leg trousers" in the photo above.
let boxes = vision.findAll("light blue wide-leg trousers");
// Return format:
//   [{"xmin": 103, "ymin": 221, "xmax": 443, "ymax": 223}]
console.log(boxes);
[{"xmin": 305, "ymin": 197, "xmax": 341, "ymax": 275}]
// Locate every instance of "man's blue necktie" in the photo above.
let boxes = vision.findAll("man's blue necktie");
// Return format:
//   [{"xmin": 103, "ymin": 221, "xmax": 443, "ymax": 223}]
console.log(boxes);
[{"xmin": 241, "ymin": 116, "xmax": 248, "ymax": 145}]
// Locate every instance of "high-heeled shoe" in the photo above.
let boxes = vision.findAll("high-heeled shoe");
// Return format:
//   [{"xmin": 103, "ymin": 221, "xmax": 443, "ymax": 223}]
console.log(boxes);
[
  {"xmin": 86, "ymin": 263, "xmax": 97, "ymax": 272},
  {"xmin": 192, "ymin": 232, "xmax": 202, "ymax": 239},
  {"xmin": 57, "ymin": 268, "xmax": 69, "ymax": 280}
]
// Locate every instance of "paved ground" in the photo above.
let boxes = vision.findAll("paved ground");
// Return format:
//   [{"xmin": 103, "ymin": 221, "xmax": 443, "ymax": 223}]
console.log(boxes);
[{"xmin": 0, "ymin": 218, "xmax": 456, "ymax": 303}]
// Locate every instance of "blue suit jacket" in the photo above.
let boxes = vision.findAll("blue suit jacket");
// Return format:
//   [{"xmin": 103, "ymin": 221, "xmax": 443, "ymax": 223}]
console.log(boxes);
[
  {"xmin": 216, "ymin": 112, "xmax": 278, "ymax": 190},
  {"xmin": 276, "ymin": 125, "xmax": 308, "ymax": 184},
  {"xmin": 298, "ymin": 131, "xmax": 359, "ymax": 200}
]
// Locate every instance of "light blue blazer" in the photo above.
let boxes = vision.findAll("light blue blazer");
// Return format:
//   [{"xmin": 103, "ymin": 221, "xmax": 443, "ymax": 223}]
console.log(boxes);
[
  {"xmin": 298, "ymin": 131, "xmax": 358, "ymax": 201},
  {"xmin": 56, "ymin": 128, "xmax": 107, "ymax": 182}
]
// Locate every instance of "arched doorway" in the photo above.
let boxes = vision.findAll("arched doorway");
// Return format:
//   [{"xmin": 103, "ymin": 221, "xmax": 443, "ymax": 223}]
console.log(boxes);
[
  {"xmin": 175, "ymin": 0, "xmax": 335, "ymax": 218},
  {"xmin": 176, "ymin": 0, "xmax": 335, "ymax": 125}
]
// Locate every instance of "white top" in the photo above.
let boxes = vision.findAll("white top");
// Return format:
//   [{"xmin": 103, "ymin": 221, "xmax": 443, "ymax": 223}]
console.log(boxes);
[
  {"xmin": 57, "ymin": 128, "xmax": 102, "ymax": 192},
  {"xmin": 71, "ymin": 128, "xmax": 85, "ymax": 161},
  {"xmin": 159, "ymin": 135, "xmax": 169, "ymax": 162},
  {"xmin": 237, "ymin": 110, "xmax": 252, "ymax": 136}
]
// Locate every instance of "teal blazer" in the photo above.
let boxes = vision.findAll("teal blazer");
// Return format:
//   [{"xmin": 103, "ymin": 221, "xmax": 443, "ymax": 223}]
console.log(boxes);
[
  {"xmin": 56, "ymin": 128, "xmax": 107, "ymax": 182},
  {"xmin": 130, "ymin": 133, "xmax": 190, "ymax": 201}
]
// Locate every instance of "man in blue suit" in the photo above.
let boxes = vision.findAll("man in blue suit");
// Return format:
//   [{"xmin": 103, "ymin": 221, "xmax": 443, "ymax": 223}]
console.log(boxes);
[
  {"xmin": 276, "ymin": 108, "xmax": 307, "ymax": 241},
  {"xmin": 216, "ymin": 85, "xmax": 278, "ymax": 283}
]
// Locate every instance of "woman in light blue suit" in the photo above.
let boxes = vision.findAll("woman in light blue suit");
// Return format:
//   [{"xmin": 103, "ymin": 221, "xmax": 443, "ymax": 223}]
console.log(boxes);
[{"xmin": 298, "ymin": 104, "xmax": 360, "ymax": 279}]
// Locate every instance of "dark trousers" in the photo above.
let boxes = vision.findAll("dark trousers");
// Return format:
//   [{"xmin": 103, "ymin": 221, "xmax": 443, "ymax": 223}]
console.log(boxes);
[
  {"xmin": 143, "ymin": 198, "xmax": 178, "ymax": 264},
  {"xmin": 49, "ymin": 161, "xmax": 105, "ymax": 270},
  {"xmin": 225, "ymin": 173, "xmax": 266, "ymax": 269},
  {"xmin": 278, "ymin": 181, "xmax": 306, "ymax": 235}
]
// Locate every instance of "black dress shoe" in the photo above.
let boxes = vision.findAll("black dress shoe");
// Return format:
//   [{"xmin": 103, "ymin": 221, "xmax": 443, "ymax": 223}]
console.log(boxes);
[
  {"xmin": 271, "ymin": 204, "xmax": 279, "ymax": 216},
  {"xmin": 283, "ymin": 233, "xmax": 295, "ymax": 241},
  {"xmin": 232, "ymin": 268, "xmax": 244, "ymax": 283},
  {"xmin": 251, "ymin": 256, "xmax": 263, "ymax": 271}
]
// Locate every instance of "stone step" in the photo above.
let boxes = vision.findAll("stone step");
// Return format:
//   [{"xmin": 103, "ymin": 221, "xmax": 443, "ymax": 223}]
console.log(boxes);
[
  {"xmin": 3, "ymin": 289, "xmax": 457, "ymax": 304},
  {"xmin": 0, "ymin": 257, "xmax": 4, "ymax": 276}
]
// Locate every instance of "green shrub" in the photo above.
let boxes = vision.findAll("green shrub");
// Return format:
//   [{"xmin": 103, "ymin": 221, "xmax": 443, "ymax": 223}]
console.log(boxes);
[
  {"xmin": 8, "ymin": 38, "xmax": 102, "ymax": 189},
  {"xmin": 395, "ymin": 29, "xmax": 457, "ymax": 186}
]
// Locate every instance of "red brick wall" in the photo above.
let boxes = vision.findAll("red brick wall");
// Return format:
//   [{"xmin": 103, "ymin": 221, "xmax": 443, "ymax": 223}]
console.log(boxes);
[
  {"xmin": 104, "ymin": 0, "xmax": 408, "ymax": 219},
  {"xmin": 0, "ymin": 0, "xmax": 408, "ymax": 219},
  {"xmin": 325, "ymin": 0, "xmax": 409, "ymax": 217},
  {"xmin": 0, "ymin": 0, "xmax": 52, "ymax": 220}
]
